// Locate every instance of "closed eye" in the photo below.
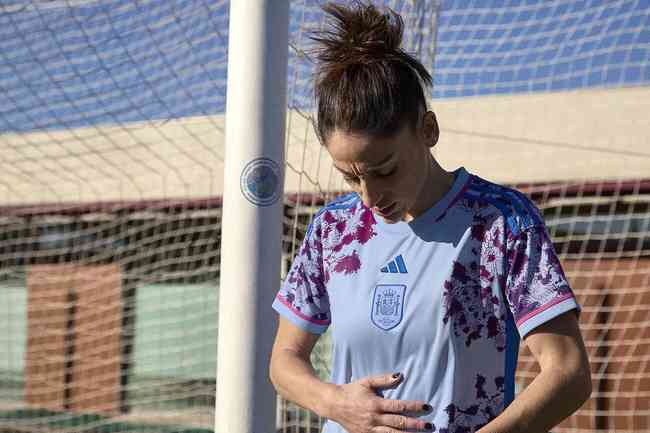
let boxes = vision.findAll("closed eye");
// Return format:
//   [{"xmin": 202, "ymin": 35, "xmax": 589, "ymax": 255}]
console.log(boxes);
[{"xmin": 376, "ymin": 165, "xmax": 397, "ymax": 177}]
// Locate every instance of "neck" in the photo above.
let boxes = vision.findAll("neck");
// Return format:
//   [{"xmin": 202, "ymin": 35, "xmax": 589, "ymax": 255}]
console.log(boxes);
[{"xmin": 404, "ymin": 156, "xmax": 454, "ymax": 222}]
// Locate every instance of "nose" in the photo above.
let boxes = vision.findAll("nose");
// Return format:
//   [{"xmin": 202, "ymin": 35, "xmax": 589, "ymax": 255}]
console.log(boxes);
[{"xmin": 360, "ymin": 178, "xmax": 382, "ymax": 209}]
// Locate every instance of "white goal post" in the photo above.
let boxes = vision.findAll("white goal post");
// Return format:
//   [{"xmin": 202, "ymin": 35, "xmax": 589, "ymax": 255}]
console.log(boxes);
[{"xmin": 217, "ymin": 2, "xmax": 290, "ymax": 433}]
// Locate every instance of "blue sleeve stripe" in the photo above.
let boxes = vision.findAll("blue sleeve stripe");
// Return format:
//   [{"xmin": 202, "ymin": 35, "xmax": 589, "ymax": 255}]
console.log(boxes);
[
  {"xmin": 306, "ymin": 193, "xmax": 359, "ymax": 238},
  {"xmin": 312, "ymin": 193, "xmax": 358, "ymax": 219},
  {"xmin": 272, "ymin": 297, "xmax": 329, "ymax": 335},
  {"xmin": 329, "ymin": 192, "xmax": 357, "ymax": 205},
  {"xmin": 324, "ymin": 193, "xmax": 359, "ymax": 210},
  {"xmin": 465, "ymin": 189, "xmax": 519, "ymax": 236},
  {"xmin": 504, "ymin": 313, "xmax": 520, "ymax": 409},
  {"xmin": 501, "ymin": 189, "xmax": 533, "ymax": 229},
  {"xmin": 511, "ymin": 189, "xmax": 544, "ymax": 227},
  {"xmin": 466, "ymin": 183, "xmax": 544, "ymax": 237}
]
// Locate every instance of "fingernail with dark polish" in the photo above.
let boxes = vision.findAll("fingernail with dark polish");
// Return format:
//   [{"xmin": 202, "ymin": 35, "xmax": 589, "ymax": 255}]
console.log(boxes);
[
  {"xmin": 422, "ymin": 404, "xmax": 432, "ymax": 411},
  {"xmin": 392, "ymin": 372, "xmax": 401, "ymax": 379},
  {"xmin": 424, "ymin": 422, "xmax": 433, "ymax": 430}
]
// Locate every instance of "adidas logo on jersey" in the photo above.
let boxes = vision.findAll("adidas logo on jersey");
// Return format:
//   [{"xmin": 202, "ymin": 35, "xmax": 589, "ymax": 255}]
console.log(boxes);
[{"xmin": 380, "ymin": 254, "xmax": 408, "ymax": 274}]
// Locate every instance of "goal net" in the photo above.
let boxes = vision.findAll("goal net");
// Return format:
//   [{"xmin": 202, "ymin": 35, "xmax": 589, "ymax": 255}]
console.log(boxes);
[{"xmin": 0, "ymin": 1, "xmax": 649, "ymax": 433}]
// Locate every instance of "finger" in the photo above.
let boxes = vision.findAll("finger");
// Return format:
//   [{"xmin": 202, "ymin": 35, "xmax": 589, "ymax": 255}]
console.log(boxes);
[
  {"xmin": 376, "ymin": 414, "xmax": 432, "ymax": 431},
  {"xmin": 370, "ymin": 428, "xmax": 403, "ymax": 433},
  {"xmin": 379, "ymin": 398, "xmax": 431, "ymax": 414},
  {"xmin": 363, "ymin": 372, "xmax": 403, "ymax": 390}
]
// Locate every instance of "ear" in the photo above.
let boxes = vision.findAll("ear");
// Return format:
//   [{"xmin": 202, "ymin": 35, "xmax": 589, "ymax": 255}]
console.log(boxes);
[{"xmin": 421, "ymin": 111, "xmax": 440, "ymax": 148}]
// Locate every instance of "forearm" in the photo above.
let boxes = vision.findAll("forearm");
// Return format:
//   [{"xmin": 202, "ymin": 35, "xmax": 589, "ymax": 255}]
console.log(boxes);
[
  {"xmin": 478, "ymin": 365, "xmax": 591, "ymax": 433},
  {"xmin": 270, "ymin": 348, "xmax": 338, "ymax": 419}
]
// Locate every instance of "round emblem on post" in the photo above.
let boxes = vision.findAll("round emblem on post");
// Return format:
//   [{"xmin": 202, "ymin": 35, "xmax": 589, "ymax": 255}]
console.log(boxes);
[{"xmin": 240, "ymin": 157, "xmax": 282, "ymax": 206}]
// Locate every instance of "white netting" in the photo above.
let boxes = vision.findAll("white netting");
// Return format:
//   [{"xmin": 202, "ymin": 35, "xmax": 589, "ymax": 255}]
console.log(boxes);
[
  {"xmin": 0, "ymin": 1, "xmax": 649, "ymax": 433},
  {"xmin": 0, "ymin": 1, "xmax": 227, "ymax": 432},
  {"xmin": 284, "ymin": 3, "xmax": 650, "ymax": 432}
]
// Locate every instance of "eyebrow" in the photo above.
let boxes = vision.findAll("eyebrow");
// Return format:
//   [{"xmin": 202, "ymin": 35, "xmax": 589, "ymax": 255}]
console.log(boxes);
[{"xmin": 335, "ymin": 153, "xmax": 396, "ymax": 177}]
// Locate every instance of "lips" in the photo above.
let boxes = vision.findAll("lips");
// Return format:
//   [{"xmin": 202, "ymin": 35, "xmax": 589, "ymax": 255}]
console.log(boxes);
[{"xmin": 375, "ymin": 202, "xmax": 398, "ymax": 217}]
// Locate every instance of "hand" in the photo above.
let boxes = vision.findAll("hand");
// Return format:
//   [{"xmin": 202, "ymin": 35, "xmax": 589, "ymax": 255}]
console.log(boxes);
[{"xmin": 326, "ymin": 372, "xmax": 433, "ymax": 433}]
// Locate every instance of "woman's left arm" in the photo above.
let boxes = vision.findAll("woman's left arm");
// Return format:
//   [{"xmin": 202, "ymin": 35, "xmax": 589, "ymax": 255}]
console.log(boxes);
[{"xmin": 478, "ymin": 310, "xmax": 592, "ymax": 433}]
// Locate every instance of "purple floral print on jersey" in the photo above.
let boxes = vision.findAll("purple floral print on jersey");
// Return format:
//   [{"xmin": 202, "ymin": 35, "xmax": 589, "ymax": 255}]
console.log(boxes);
[
  {"xmin": 506, "ymin": 225, "xmax": 573, "ymax": 326},
  {"xmin": 436, "ymin": 374, "xmax": 504, "ymax": 433},
  {"xmin": 442, "ymin": 206, "xmax": 506, "ymax": 350},
  {"xmin": 277, "ymin": 197, "xmax": 377, "ymax": 327},
  {"xmin": 279, "ymin": 232, "xmax": 330, "ymax": 325},
  {"xmin": 321, "ymin": 205, "xmax": 377, "ymax": 281},
  {"xmin": 444, "ymin": 182, "xmax": 576, "ymax": 342}
]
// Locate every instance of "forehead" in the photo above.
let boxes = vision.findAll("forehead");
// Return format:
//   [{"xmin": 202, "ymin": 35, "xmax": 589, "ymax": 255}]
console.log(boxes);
[{"xmin": 326, "ymin": 125, "xmax": 413, "ymax": 167}]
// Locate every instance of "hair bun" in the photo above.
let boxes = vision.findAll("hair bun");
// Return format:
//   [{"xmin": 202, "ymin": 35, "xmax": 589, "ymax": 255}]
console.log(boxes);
[
  {"xmin": 311, "ymin": 2, "xmax": 432, "ymax": 142},
  {"xmin": 310, "ymin": 2, "xmax": 404, "ymax": 66}
]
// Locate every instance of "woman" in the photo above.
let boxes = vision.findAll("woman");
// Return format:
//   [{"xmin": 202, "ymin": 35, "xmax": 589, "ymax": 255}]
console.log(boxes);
[{"xmin": 270, "ymin": 3, "xmax": 591, "ymax": 433}]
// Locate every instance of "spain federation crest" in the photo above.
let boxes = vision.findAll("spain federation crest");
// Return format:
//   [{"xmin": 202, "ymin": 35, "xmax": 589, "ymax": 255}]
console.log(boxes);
[{"xmin": 371, "ymin": 284, "xmax": 406, "ymax": 331}]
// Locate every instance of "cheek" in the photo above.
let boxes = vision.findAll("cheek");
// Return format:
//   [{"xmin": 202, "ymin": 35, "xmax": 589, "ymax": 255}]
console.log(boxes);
[
  {"xmin": 397, "ymin": 169, "xmax": 422, "ymax": 203},
  {"xmin": 377, "ymin": 180, "xmax": 402, "ymax": 205},
  {"xmin": 397, "ymin": 166, "xmax": 418, "ymax": 191}
]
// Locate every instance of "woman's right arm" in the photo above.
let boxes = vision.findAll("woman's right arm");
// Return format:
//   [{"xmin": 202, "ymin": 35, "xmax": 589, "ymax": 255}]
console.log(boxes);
[
  {"xmin": 269, "ymin": 316, "xmax": 338, "ymax": 416},
  {"xmin": 269, "ymin": 316, "xmax": 432, "ymax": 432}
]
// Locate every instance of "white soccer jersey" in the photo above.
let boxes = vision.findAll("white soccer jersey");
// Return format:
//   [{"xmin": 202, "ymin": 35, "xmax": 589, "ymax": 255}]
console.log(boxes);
[{"xmin": 273, "ymin": 167, "xmax": 579, "ymax": 433}]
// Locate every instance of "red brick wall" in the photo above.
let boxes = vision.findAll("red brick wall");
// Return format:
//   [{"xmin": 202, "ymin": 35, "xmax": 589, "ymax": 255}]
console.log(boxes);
[
  {"xmin": 25, "ymin": 264, "xmax": 123, "ymax": 415},
  {"xmin": 517, "ymin": 258, "xmax": 650, "ymax": 432},
  {"xmin": 24, "ymin": 266, "xmax": 72, "ymax": 412}
]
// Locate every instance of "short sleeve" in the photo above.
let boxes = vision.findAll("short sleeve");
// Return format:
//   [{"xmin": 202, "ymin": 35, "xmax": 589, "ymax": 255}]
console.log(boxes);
[
  {"xmin": 272, "ymin": 218, "xmax": 331, "ymax": 334},
  {"xmin": 505, "ymin": 224, "xmax": 580, "ymax": 338}
]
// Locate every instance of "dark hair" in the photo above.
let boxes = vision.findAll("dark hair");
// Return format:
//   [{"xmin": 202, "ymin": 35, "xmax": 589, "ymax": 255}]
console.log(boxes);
[{"xmin": 310, "ymin": 1, "xmax": 432, "ymax": 144}]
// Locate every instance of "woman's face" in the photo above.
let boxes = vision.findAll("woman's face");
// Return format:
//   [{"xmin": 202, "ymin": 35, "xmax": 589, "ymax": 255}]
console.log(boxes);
[{"xmin": 326, "ymin": 111, "xmax": 440, "ymax": 223}]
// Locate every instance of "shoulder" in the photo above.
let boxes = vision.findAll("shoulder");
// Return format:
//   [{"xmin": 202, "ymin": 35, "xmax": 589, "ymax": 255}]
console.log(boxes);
[
  {"xmin": 461, "ymin": 174, "xmax": 544, "ymax": 237},
  {"xmin": 319, "ymin": 192, "xmax": 361, "ymax": 214},
  {"xmin": 307, "ymin": 193, "xmax": 364, "ymax": 238}
]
